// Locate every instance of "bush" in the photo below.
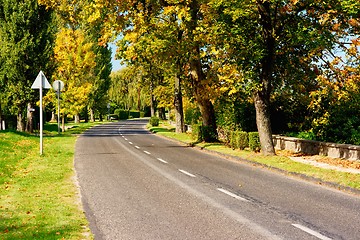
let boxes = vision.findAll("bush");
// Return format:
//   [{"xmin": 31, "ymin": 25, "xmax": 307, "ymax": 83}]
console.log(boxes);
[
  {"xmin": 229, "ymin": 131, "xmax": 249, "ymax": 150},
  {"xmin": 129, "ymin": 110, "xmax": 141, "ymax": 118},
  {"xmin": 249, "ymin": 132, "xmax": 261, "ymax": 152},
  {"xmin": 238, "ymin": 131, "xmax": 249, "ymax": 150},
  {"xmin": 201, "ymin": 125, "xmax": 218, "ymax": 142},
  {"xmin": 230, "ymin": 131, "xmax": 239, "ymax": 149},
  {"xmin": 191, "ymin": 123, "xmax": 202, "ymax": 141},
  {"xmin": 149, "ymin": 116, "xmax": 160, "ymax": 126},
  {"xmin": 114, "ymin": 109, "xmax": 129, "ymax": 120},
  {"xmin": 185, "ymin": 107, "xmax": 201, "ymax": 125},
  {"xmin": 191, "ymin": 124, "xmax": 218, "ymax": 142}
]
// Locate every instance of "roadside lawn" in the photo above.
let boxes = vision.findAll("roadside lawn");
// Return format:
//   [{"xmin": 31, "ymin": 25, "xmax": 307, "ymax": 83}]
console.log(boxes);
[
  {"xmin": 0, "ymin": 122, "xmax": 102, "ymax": 240},
  {"xmin": 149, "ymin": 122, "xmax": 360, "ymax": 193}
]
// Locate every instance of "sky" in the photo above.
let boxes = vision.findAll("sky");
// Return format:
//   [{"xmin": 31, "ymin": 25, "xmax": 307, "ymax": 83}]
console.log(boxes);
[{"xmin": 109, "ymin": 42, "xmax": 125, "ymax": 72}]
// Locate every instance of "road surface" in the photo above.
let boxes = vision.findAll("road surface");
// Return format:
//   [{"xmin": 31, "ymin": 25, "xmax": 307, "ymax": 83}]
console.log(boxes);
[{"xmin": 75, "ymin": 119, "xmax": 360, "ymax": 240}]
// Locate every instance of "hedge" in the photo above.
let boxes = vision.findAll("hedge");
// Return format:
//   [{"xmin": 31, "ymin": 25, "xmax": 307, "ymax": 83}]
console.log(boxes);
[{"xmin": 249, "ymin": 132, "xmax": 261, "ymax": 152}]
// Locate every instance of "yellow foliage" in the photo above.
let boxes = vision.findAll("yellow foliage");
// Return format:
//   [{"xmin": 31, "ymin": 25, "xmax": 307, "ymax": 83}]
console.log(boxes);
[{"xmin": 50, "ymin": 28, "xmax": 96, "ymax": 116}]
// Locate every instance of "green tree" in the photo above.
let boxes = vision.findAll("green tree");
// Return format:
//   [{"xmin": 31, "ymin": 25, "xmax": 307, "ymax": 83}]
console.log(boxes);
[
  {"xmin": 209, "ymin": 0, "xmax": 356, "ymax": 154},
  {"xmin": 0, "ymin": 0, "xmax": 56, "ymax": 131}
]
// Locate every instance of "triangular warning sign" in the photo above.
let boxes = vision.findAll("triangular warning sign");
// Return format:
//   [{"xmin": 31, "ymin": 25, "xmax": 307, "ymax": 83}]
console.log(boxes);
[{"xmin": 31, "ymin": 71, "xmax": 52, "ymax": 89}]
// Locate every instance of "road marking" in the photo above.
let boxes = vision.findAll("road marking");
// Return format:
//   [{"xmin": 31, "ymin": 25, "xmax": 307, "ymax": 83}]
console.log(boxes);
[
  {"xmin": 135, "ymin": 146, "xmax": 140, "ymax": 149},
  {"xmin": 129, "ymin": 142, "xmax": 133, "ymax": 145},
  {"xmin": 179, "ymin": 169, "xmax": 196, "ymax": 178},
  {"xmin": 217, "ymin": 188, "xmax": 250, "ymax": 202},
  {"xmin": 292, "ymin": 224, "xmax": 332, "ymax": 240},
  {"xmin": 157, "ymin": 158, "xmax": 168, "ymax": 164},
  {"xmin": 112, "ymin": 137, "xmax": 281, "ymax": 240},
  {"xmin": 144, "ymin": 151, "xmax": 151, "ymax": 155},
  {"xmin": 124, "ymin": 138, "xmax": 128, "ymax": 141}
]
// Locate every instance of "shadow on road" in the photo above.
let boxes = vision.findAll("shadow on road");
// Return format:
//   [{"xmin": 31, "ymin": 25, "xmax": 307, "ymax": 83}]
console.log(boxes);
[{"xmin": 81, "ymin": 120, "xmax": 151, "ymax": 137}]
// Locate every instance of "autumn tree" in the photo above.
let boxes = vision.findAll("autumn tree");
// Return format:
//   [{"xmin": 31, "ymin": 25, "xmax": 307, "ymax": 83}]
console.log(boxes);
[
  {"xmin": 52, "ymin": 28, "xmax": 96, "ymax": 125},
  {"xmin": 308, "ymin": 3, "xmax": 360, "ymax": 143},
  {"xmin": 209, "ymin": 0, "xmax": 357, "ymax": 154}
]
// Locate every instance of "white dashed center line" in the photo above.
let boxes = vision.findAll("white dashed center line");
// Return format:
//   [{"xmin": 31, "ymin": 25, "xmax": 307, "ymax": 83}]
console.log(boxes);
[
  {"xmin": 292, "ymin": 224, "xmax": 332, "ymax": 240},
  {"xmin": 178, "ymin": 169, "xmax": 196, "ymax": 178},
  {"xmin": 144, "ymin": 151, "xmax": 151, "ymax": 155},
  {"xmin": 217, "ymin": 188, "xmax": 250, "ymax": 202},
  {"xmin": 135, "ymin": 146, "xmax": 140, "ymax": 149},
  {"xmin": 129, "ymin": 142, "xmax": 133, "ymax": 145},
  {"xmin": 157, "ymin": 158, "xmax": 168, "ymax": 164}
]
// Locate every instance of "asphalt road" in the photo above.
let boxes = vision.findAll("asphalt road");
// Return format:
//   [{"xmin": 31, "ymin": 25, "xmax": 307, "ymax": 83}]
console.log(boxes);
[{"xmin": 75, "ymin": 119, "xmax": 360, "ymax": 240}]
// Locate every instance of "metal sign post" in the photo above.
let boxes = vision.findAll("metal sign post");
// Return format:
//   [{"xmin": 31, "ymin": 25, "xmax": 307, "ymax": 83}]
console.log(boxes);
[
  {"xmin": 31, "ymin": 71, "xmax": 51, "ymax": 155},
  {"xmin": 52, "ymin": 80, "xmax": 64, "ymax": 134}
]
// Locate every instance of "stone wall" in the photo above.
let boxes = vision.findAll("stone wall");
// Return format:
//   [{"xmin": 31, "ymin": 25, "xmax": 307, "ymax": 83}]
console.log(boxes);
[{"xmin": 273, "ymin": 135, "xmax": 360, "ymax": 161}]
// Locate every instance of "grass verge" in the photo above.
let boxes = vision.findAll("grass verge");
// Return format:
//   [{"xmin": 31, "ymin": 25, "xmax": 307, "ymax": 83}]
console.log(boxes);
[
  {"xmin": 149, "ymin": 122, "xmax": 360, "ymax": 192},
  {"xmin": 0, "ymin": 121, "xmax": 103, "ymax": 239}
]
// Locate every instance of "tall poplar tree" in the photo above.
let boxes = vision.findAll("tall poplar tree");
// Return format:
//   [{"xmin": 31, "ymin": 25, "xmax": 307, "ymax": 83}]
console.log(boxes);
[{"xmin": 0, "ymin": 0, "xmax": 55, "ymax": 131}]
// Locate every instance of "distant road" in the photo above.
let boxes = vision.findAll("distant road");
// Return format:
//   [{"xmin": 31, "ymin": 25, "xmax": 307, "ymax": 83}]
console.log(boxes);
[{"xmin": 75, "ymin": 119, "xmax": 360, "ymax": 240}]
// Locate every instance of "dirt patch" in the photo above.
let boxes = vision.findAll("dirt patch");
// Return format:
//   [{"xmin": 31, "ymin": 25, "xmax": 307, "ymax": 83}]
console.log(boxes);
[{"xmin": 277, "ymin": 150, "xmax": 360, "ymax": 174}]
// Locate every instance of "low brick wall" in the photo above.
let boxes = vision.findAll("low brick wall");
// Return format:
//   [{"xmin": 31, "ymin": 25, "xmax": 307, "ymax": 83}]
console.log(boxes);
[{"xmin": 273, "ymin": 135, "xmax": 360, "ymax": 161}]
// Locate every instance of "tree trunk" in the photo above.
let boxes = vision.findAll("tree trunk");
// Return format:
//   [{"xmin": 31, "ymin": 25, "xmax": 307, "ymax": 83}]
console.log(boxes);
[
  {"xmin": 17, "ymin": 110, "xmax": 25, "ymax": 132},
  {"xmin": 74, "ymin": 114, "xmax": 80, "ymax": 123},
  {"xmin": 26, "ymin": 103, "xmax": 34, "ymax": 133},
  {"xmin": 62, "ymin": 114, "xmax": 65, "ymax": 132},
  {"xmin": 84, "ymin": 107, "xmax": 89, "ymax": 123},
  {"xmin": 254, "ymin": 0, "xmax": 276, "ymax": 155},
  {"xmin": 189, "ymin": 49, "xmax": 217, "ymax": 142},
  {"xmin": 187, "ymin": 0, "xmax": 217, "ymax": 142},
  {"xmin": 254, "ymin": 91, "xmax": 275, "ymax": 155},
  {"xmin": 137, "ymin": 87, "xmax": 141, "ymax": 111},
  {"xmin": 150, "ymin": 82, "xmax": 156, "ymax": 117},
  {"xmin": 174, "ymin": 73, "xmax": 185, "ymax": 133},
  {"xmin": 50, "ymin": 111, "xmax": 56, "ymax": 122},
  {"xmin": 159, "ymin": 107, "xmax": 166, "ymax": 120},
  {"xmin": 90, "ymin": 108, "xmax": 95, "ymax": 122}
]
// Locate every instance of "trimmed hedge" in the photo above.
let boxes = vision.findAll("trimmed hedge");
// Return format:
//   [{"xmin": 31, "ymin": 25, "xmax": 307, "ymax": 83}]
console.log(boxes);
[
  {"xmin": 229, "ymin": 131, "xmax": 249, "ymax": 150},
  {"xmin": 249, "ymin": 132, "xmax": 261, "ymax": 152},
  {"xmin": 114, "ymin": 109, "xmax": 144, "ymax": 120},
  {"xmin": 129, "ymin": 110, "xmax": 141, "ymax": 118},
  {"xmin": 114, "ymin": 109, "xmax": 129, "ymax": 120}
]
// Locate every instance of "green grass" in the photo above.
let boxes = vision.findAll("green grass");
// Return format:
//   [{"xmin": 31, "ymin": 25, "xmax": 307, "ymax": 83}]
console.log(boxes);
[
  {"xmin": 149, "ymin": 122, "xmax": 360, "ymax": 192},
  {"xmin": 0, "ymin": 121, "xmax": 103, "ymax": 239}
]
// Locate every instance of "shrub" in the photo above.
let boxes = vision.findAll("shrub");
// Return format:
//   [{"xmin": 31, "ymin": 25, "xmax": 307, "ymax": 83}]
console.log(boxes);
[
  {"xmin": 129, "ymin": 110, "xmax": 141, "ymax": 118},
  {"xmin": 185, "ymin": 107, "xmax": 201, "ymax": 125},
  {"xmin": 114, "ymin": 109, "xmax": 129, "ymax": 120},
  {"xmin": 230, "ymin": 131, "xmax": 239, "ymax": 149},
  {"xmin": 191, "ymin": 123, "xmax": 202, "ymax": 141},
  {"xmin": 238, "ymin": 131, "xmax": 249, "ymax": 150},
  {"xmin": 191, "ymin": 124, "xmax": 217, "ymax": 142},
  {"xmin": 249, "ymin": 132, "xmax": 261, "ymax": 152},
  {"xmin": 201, "ymin": 125, "xmax": 218, "ymax": 142},
  {"xmin": 149, "ymin": 116, "xmax": 160, "ymax": 126},
  {"xmin": 229, "ymin": 131, "xmax": 249, "ymax": 150}
]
